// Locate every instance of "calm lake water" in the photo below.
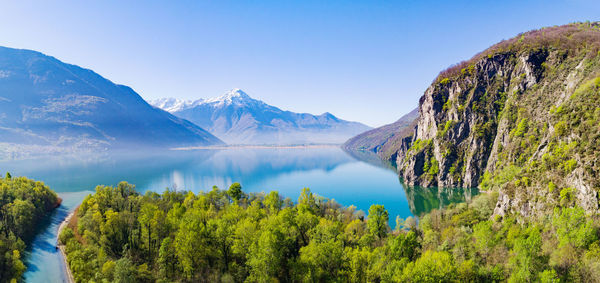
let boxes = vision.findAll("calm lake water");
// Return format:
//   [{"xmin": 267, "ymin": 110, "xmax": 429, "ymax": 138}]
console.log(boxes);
[{"xmin": 0, "ymin": 147, "xmax": 476, "ymax": 283}]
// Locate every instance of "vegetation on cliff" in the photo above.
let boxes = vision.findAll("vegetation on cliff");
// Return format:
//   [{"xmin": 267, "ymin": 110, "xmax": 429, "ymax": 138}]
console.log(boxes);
[
  {"xmin": 61, "ymin": 182, "xmax": 600, "ymax": 282},
  {"xmin": 384, "ymin": 22, "xmax": 600, "ymax": 217},
  {"xmin": 0, "ymin": 173, "xmax": 59, "ymax": 282}
]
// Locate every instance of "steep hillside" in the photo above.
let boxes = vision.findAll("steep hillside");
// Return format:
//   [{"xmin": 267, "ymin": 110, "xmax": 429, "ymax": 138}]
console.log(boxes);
[
  {"xmin": 390, "ymin": 23, "xmax": 600, "ymax": 217},
  {"xmin": 150, "ymin": 89, "xmax": 371, "ymax": 145},
  {"xmin": 343, "ymin": 107, "xmax": 418, "ymax": 161},
  {"xmin": 0, "ymin": 47, "xmax": 223, "ymax": 153}
]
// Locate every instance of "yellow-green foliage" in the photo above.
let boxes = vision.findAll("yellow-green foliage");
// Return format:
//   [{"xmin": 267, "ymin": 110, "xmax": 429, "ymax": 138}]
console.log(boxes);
[
  {"xmin": 571, "ymin": 76, "xmax": 600, "ymax": 99},
  {"xmin": 554, "ymin": 121, "xmax": 567, "ymax": 136},
  {"xmin": 63, "ymin": 182, "xmax": 600, "ymax": 282},
  {"xmin": 512, "ymin": 118, "xmax": 529, "ymax": 137},
  {"xmin": 424, "ymin": 156, "xmax": 439, "ymax": 177},
  {"xmin": 410, "ymin": 139, "xmax": 431, "ymax": 152},
  {"xmin": 480, "ymin": 165, "xmax": 522, "ymax": 191},
  {"xmin": 548, "ymin": 181, "xmax": 557, "ymax": 193},
  {"xmin": 437, "ymin": 120, "xmax": 455, "ymax": 137},
  {"xmin": 560, "ymin": 187, "xmax": 577, "ymax": 207}
]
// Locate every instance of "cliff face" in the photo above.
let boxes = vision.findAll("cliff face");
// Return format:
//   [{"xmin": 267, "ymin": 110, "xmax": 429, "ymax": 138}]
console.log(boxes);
[{"xmin": 393, "ymin": 23, "xmax": 600, "ymax": 217}]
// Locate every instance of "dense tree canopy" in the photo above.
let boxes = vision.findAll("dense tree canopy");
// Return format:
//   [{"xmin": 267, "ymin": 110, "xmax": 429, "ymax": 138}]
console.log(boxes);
[
  {"xmin": 0, "ymin": 173, "xmax": 59, "ymax": 282},
  {"xmin": 62, "ymin": 182, "xmax": 600, "ymax": 282}
]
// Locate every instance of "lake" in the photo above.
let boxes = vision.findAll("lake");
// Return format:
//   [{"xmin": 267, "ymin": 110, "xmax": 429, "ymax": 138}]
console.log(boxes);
[{"xmin": 0, "ymin": 146, "xmax": 476, "ymax": 282}]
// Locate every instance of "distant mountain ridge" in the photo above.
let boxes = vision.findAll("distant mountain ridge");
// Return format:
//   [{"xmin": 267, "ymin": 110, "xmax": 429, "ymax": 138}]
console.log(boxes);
[
  {"xmin": 343, "ymin": 107, "xmax": 418, "ymax": 161},
  {"xmin": 0, "ymin": 46, "xmax": 223, "ymax": 155},
  {"xmin": 150, "ymin": 89, "xmax": 372, "ymax": 145}
]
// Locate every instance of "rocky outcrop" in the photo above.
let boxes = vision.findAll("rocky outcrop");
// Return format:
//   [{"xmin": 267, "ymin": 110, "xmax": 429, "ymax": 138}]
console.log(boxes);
[{"xmin": 391, "ymin": 23, "xmax": 600, "ymax": 217}]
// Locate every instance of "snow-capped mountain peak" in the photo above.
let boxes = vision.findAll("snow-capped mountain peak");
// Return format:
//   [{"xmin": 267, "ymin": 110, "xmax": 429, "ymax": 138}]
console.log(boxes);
[
  {"xmin": 204, "ymin": 88, "xmax": 258, "ymax": 106},
  {"xmin": 149, "ymin": 89, "xmax": 261, "ymax": 112},
  {"xmin": 149, "ymin": 88, "xmax": 372, "ymax": 144}
]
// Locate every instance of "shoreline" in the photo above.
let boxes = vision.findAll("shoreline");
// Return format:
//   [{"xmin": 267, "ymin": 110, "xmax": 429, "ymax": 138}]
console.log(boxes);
[
  {"xmin": 57, "ymin": 209, "xmax": 76, "ymax": 283},
  {"xmin": 171, "ymin": 144, "xmax": 342, "ymax": 150}
]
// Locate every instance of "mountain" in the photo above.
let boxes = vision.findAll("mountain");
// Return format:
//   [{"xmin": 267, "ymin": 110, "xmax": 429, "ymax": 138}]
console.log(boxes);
[
  {"xmin": 378, "ymin": 22, "xmax": 600, "ymax": 217},
  {"xmin": 343, "ymin": 107, "xmax": 418, "ymax": 162},
  {"xmin": 0, "ymin": 46, "xmax": 223, "ymax": 153},
  {"xmin": 150, "ymin": 89, "xmax": 372, "ymax": 145}
]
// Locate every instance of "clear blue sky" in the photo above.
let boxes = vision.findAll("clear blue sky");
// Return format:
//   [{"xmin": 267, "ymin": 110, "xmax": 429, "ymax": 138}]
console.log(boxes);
[{"xmin": 1, "ymin": 1, "xmax": 599, "ymax": 127}]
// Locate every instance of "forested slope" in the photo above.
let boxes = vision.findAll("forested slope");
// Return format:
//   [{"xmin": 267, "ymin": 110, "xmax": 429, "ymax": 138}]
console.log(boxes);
[{"xmin": 0, "ymin": 173, "xmax": 59, "ymax": 282}]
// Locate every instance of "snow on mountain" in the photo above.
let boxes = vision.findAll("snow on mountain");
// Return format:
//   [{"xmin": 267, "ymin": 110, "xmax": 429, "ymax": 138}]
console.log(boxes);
[
  {"xmin": 150, "ymin": 89, "xmax": 372, "ymax": 145},
  {"xmin": 150, "ymin": 97, "xmax": 194, "ymax": 112}
]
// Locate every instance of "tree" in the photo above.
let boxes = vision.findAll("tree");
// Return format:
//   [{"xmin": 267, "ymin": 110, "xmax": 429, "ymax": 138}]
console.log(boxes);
[
  {"xmin": 248, "ymin": 209, "xmax": 299, "ymax": 282},
  {"xmin": 299, "ymin": 219, "xmax": 344, "ymax": 281},
  {"xmin": 157, "ymin": 237, "xmax": 178, "ymax": 280},
  {"xmin": 8, "ymin": 199, "xmax": 35, "ymax": 238},
  {"xmin": 552, "ymin": 207, "xmax": 596, "ymax": 249},
  {"xmin": 114, "ymin": 257, "xmax": 137, "ymax": 283},
  {"xmin": 473, "ymin": 221, "xmax": 496, "ymax": 261},
  {"xmin": 247, "ymin": 218, "xmax": 288, "ymax": 281},
  {"xmin": 297, "ymin": 188, "xmax": 317, "ymax": 214},
  {"xmin": 139, "ymin": 202, "xmax": 163, "ymax": 258},
  {"xmin": 388, "ymin": 231, "xmax": 420, "ymax": 261},
  {"xmin": 367, "ymin": 204, "xmax": 389, "ymax": 241},
  {"xmin": 174, "ymin": 207, "xmax": 216, "ymax": 279},
  {"xmin": 264, "ymin": 191, "xmax": 282, "ymax": 214},
  {"xmin": 508, "ymin": 227, "xmax": 543, "ymax": 283},
  {"xmin": 401, "ymin": 250, "xmax": 457, "ymax": 282},
  {"xmin": 228, "ymin": 182, "xmax": 243, "ymax": 203}
]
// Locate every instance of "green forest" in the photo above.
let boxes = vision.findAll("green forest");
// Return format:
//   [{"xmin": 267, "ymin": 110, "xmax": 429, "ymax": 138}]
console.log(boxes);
[
  {"xmin": 0, "ymin": 173, "xmax": 59, "ymax": 283},
  {"xmin": 61, "ymin": 182, "xmax": 600, "ymax": 283}
]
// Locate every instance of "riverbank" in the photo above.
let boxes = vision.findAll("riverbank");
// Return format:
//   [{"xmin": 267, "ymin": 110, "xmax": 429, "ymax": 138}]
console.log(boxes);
[{"xmin": 57, "ymin": 210, "xmax": 76, "ymax": 283}]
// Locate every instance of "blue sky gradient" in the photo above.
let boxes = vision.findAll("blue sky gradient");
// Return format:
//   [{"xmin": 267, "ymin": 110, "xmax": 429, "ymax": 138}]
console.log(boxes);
[{"xmin": 1, "ymin": 0, "xmax": 599, "ymax": 126}]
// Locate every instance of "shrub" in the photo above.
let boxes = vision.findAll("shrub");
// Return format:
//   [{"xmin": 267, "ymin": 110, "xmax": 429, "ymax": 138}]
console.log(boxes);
[{"xmin": 554, "ymin": 121, "xmax": 567, "ymax": 136}]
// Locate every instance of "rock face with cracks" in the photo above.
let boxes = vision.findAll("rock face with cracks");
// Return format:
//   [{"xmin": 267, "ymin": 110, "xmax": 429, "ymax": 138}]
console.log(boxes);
[{"xmin": 386, "ymin": 23, "xmax": 600, "ymax": 217}]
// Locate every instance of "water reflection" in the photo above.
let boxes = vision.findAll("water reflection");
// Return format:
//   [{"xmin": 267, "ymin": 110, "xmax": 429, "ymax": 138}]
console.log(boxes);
[
  {"xmin": 11, "ymin": 146, "xmax": 476, "ymax": 282},
  {"xmin": 0, "ymin": 147, "xmax": 354, "ymax": 194},
  {"xmin": 342, "ymin": 148, "xmax": 479, "ymax": 216},
  {"xmin": 402, "ymin": 185, "xmax": 479, "ymax": 216}
]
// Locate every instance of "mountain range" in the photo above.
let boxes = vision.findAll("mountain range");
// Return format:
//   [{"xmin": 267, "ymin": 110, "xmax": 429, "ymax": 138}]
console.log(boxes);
[
  {"xmin": 150, "ymin": 89, "xmax": 371, "ymax": 145},
  {"xmin": 0, "ymin": 46, "xmax": 223, "ymax": 155}
]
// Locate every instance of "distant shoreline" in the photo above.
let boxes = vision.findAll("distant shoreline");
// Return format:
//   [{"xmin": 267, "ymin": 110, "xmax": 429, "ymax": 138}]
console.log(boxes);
[{"xmin": 171, "ymin": 144, "xmax": 342, "ymax": 150}]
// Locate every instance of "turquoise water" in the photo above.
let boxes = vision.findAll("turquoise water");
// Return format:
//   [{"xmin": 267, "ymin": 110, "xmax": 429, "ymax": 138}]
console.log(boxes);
[{"xmin": 0, "ymin": 147, "xmax": 475, "ymax": 282}]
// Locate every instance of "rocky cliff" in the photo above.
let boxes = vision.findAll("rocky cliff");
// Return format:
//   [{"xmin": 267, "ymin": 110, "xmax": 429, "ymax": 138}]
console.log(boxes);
[{"xmin": 392, "ymin": 23, "xmax": 600, "ymax": 217}]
